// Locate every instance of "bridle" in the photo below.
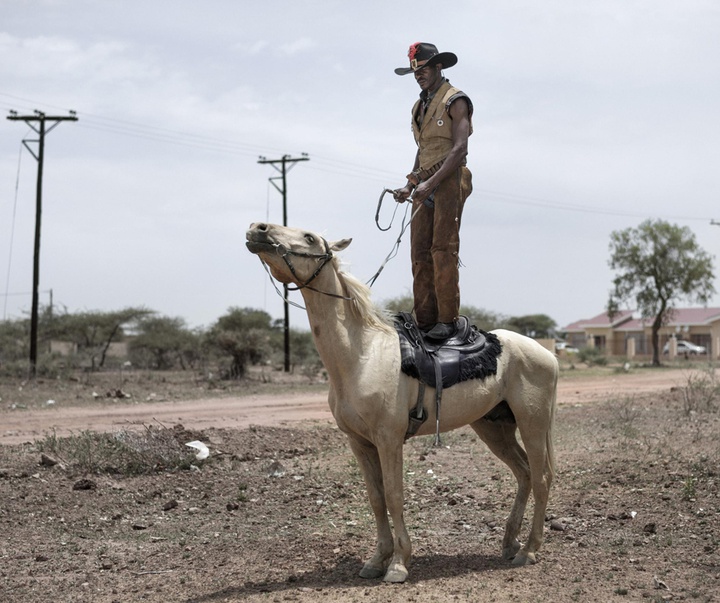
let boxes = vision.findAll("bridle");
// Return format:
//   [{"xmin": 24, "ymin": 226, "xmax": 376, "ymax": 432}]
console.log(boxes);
[{"xmin": 260, "ymin": 236, "xmax": 354, "ymax": 306}]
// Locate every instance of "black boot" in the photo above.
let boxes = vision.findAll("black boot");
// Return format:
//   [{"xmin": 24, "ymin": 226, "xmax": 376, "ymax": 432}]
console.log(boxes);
[{"xmin": 425, "ymin": 321, "xmax": 456, "ymax": 341}]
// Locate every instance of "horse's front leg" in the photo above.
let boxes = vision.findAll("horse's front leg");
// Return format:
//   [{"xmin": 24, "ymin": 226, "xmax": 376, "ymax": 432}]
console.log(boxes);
[
  {"xmin": 377, "ymin": 440, "xmax": 411, "ymax": 583},
  {"xmin": 346, "ymin": 435, "xmax": 393, "ymax": 579}
]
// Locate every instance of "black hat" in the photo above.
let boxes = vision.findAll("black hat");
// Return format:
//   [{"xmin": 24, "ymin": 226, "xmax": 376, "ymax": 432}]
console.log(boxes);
[{"xmin": 394, "ymin": 42, "xmax": 458, "ymax": 76}]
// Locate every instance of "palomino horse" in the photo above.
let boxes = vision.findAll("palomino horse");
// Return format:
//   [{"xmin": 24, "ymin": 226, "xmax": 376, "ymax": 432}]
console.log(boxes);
[{"xmin": 246, "ymin": 222, "xmax": 558, "ymax": 583}]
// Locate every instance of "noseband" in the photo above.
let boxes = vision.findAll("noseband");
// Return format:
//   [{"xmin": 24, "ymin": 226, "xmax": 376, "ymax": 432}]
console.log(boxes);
[{"xmin": 264, "ymin": 236, "xmax": 353, "ymax": 302}]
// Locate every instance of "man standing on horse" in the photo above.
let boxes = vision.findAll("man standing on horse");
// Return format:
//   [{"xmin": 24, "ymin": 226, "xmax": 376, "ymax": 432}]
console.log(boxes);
[{"xmin": 394, "ymin": 42, "xmax": 473, "ymax": 341}]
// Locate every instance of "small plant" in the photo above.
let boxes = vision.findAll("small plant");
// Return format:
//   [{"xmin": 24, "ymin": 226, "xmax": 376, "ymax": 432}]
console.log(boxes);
[
  {"xmin": 682, "ymin": 476, "xmax": 697, "ymax": 501},
  {"xmin": 680, "ymin": 366, "xmax": 720, "ymax": 416},
  {"xmin": 617, "ymin": 396, "xmax": 640, "ymax": 425}
]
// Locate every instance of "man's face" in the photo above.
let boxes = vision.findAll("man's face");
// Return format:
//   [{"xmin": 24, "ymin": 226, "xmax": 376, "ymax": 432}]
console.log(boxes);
[{"xmin": 414, "ymin": 64, "xmax": 442, "ymax": 92}]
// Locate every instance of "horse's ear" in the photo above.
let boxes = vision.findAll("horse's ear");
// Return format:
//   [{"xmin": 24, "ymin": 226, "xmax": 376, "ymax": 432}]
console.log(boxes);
[{"xmin": 329, "ymin": 238, "xmax": 352, "ymax": 252}]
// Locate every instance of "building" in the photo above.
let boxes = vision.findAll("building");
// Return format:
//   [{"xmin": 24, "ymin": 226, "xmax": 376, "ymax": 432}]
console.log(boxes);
[{"xmin": 563, "ymin": 307, "xmax": 720, "ymax": 359}]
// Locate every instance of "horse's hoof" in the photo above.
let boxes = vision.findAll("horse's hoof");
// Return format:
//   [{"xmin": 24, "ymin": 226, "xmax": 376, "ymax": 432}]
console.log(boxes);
[
  {"xmin": 502, "ymin": 540, "xmax": 521, "ymax": 560},
  {"xmin": 359, "ymin": 564, "xmax": 385, "ymax": 579},
  {"xmin": 383, "ymin": 564, "xmax": 408, "ymax": 583},
  {"xmin": 512, "ymin": 551, "xmax": 537, "ymax": 566}
]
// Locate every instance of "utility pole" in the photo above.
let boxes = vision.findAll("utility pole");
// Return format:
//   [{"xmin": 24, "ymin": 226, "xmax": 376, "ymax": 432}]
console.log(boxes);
[
  {"xmin": 257, "ymin": 153, "xmax": 309, "ymax": 372},
  {"xmin": 7, "ymin": 109, "xmax": 78, "ymax": 378}
]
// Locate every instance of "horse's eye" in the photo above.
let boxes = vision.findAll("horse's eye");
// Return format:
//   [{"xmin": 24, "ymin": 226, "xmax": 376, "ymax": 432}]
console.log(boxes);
[{"xmin": 304, "ymin": 234, "xmax": 315, "ymax": 244}]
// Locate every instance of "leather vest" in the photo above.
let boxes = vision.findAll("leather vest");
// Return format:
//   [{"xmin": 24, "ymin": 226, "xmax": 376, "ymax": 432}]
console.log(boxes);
[{"xmin": 411, "ymin": 80, "xmax": 473, "ymax": 170}]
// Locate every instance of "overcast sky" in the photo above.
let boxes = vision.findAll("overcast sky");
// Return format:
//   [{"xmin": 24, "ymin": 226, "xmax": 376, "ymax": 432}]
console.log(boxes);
[{"xmin": 2, "ymin": 0, "xmax": 719, "ymax": 333}]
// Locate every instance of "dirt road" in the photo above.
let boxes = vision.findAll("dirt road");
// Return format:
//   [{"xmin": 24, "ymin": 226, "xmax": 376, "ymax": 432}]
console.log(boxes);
[{"xmin": 1, "ymin": 369, "xmax": 696, "ymax": 445}]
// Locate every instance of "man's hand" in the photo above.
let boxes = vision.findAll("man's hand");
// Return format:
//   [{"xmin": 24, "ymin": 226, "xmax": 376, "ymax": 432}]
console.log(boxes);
[
  {"xmin": 393, "ymin": 185, "xmax": 413, "ymax": 203},
  {"xmin": 412, "ymin": 180, "xmax": 434, "ymax": 204}
]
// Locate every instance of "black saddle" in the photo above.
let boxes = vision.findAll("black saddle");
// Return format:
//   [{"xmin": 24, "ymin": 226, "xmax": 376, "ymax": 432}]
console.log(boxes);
[
  {"xmin": 394, "ymin": 313, "xmax": 502, "ymax": 388},
  {"xmin": 393, "ymin": 312, "xmax": 503, "ymax": 443}
]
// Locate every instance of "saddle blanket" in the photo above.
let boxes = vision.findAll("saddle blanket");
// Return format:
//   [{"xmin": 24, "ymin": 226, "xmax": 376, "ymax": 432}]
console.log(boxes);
[{"xmin": 393, "ymin": 312, "xmax": 503, "ymax": 389}]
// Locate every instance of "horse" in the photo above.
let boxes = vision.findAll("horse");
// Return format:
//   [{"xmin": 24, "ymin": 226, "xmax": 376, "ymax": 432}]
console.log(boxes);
[{"xmin": 246, "ymin": 222, "xmax": 558, "ymax": 583}]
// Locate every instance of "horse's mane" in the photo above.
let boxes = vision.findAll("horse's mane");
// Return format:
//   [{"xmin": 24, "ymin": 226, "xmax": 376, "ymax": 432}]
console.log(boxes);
[{"xmin": 333, "ymin": 257, "xmax": 395, "ymax": 334}]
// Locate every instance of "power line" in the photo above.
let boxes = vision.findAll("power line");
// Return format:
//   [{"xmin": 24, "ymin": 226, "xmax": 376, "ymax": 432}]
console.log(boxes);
[
  {"xmin": 2, "ymin": 92, "xmax": 716, "ymax": 223},
  {"xmin": 2, "ymin": 142, "xmax": 24, "ymax": 321},
  {"xmin": 477, "ymin": 188, "xmax": 715, "ymax": 223}
]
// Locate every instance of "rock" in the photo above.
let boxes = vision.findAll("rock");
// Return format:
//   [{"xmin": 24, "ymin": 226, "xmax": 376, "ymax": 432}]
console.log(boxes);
[
  {"xmin": 73, "ymin": 478, "xmax": 97, "ymax": 491},
  {"xmin": 266, "ymin": 460, "xmax": 286, "ymax": 477},
  {"xmin": 163, "ymin": 499, "xmax": 178, "ymax": 511},
  {"xmin": 39, "ymin": 454, "xmax": 58, "ymax": 468}
]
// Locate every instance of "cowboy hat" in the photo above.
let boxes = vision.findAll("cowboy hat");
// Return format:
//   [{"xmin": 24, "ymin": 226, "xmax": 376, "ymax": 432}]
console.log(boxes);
[{"xmin": 394, "ymin": 42, "xmax": 458, "ymax": 76}]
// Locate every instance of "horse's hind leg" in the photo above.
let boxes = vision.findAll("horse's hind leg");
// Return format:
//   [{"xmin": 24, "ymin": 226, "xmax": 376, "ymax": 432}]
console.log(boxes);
[
  {"xmin": 346, "ymin": 435, "xmax": 393, "ymax": 579},
  {"xmin": 470, "ymin": 418, "xmax": 531, "ymax": 561},
  {"xmin": 512, "ymin": 423, "xmax": 553, "ymax": 566}
]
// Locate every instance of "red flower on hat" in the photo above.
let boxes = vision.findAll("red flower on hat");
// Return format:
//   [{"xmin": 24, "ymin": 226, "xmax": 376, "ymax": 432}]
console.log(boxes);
[{"xmin": 408, "ymin": 42, "xmax": 421, "ymax": 61}]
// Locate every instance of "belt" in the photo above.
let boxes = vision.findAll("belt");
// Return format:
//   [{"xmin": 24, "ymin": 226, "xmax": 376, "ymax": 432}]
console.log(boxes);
[
  {"xmin": 406, "ymin": 158, "xmax": 466, "ymax": 186},
  {"xmin": 406, "ymin": 159, "xmax": 444, "ymax": 187}
]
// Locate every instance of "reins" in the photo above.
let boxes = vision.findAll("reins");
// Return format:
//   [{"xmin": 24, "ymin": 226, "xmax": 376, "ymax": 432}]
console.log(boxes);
[
  {"xmin": 367, "ymin": 187, "xmax": 425, "ymax": 287},
  {"xmin": 260, "ymin": 186, "xmax": 428, "ymax": 307}
]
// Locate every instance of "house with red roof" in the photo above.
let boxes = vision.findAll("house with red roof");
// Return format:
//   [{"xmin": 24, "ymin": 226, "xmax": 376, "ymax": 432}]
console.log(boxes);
[{"xmin": 563, "ymin": 307, "xmax": 720, "ymax": 358}]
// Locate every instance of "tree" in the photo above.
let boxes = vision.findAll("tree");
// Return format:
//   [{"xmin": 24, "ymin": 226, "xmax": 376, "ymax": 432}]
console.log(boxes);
[
  {"xmin": 460, "ymin": 305, "xmax": 511, "ymax": 331},
  {"xmin": 607, "ymin": 219, "xmax": 715, "ymax": 366},
  {"xmin": 507, "ymin": 314, "xmax": 557, "ymax": 339},
  {"xmin": 0, "ymin": 318, "xmax": 29, "ymax": 373},
  {"xmin": 129, "ymin": 315, "xmax": 201, "ymax": 370},
  {"xmin": 380, "ymin": 295, "xmax": 511, "ymax": 331},
  {"xmin": 49, "ymin": 307, "xmax": 152, "ymax": 370},
  {"xmin": 207, "ymin": 307, "xmax": 275, "ymax": 379},
  {"xmin": 381, "ymin": 294, "xmax": 414, "ymax": 315}
]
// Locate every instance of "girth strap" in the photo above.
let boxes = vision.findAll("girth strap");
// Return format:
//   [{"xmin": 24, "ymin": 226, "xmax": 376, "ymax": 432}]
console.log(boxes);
[
  {"xmin": 405, "ymin": 382, "xmax": 426, "ymax": 441},
  {"xmin": 432, "ymin": 354, "xmax": 443, "ymax": 447}
]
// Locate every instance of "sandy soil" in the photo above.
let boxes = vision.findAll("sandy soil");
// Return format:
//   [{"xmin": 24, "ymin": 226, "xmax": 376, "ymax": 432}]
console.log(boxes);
[
  {"xmin": 1, "ymin": 366, "xmax": 718, "ymax": 603},
  {"xmin": 0, "ymin": 369, "xmax": 693, "ymax": 445}
]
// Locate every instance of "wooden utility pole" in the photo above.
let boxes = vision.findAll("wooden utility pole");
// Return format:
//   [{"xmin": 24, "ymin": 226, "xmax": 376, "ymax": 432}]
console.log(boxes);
[
  {"xmin": 7, "ymin": 109, "xmax": 78, "ymax": 378},
  {"xmin": 257, "ymin": 153, "xmax": 309, "ymax": 372}
]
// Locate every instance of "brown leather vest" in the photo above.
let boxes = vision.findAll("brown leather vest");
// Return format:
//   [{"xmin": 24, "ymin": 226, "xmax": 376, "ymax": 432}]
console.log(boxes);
[{"xmin": 411, "ymin": 80, "xmax": 473, "ymax": 170}]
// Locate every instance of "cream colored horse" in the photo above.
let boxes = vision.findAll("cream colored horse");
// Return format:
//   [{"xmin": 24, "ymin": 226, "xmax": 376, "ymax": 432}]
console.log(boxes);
[{"xmin": 246, "ymin": 222, "xmax": 558, "ymax": 583}]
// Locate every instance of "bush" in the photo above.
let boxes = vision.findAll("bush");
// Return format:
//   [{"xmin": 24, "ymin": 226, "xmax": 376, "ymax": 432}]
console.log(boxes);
[
  {"xmin": 577, "ymin": 347, "xmax": 608, "ymax": 366},
  {"xmin": 680, "ymin": 366, "xmax": 719, "ymax": 416},
  {"xmin": 35, "ymin": 425, "xmax": 199, "ymax": 476}
]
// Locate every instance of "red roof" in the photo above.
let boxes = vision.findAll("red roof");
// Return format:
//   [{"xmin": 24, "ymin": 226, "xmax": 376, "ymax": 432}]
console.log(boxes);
[
  {"xmin": 565, "ymin": 307, "xmax": 720, "ymax": 332},
  {"xmin": 564, "ymin": 309, "xmax": 634, "ymax": 332}
]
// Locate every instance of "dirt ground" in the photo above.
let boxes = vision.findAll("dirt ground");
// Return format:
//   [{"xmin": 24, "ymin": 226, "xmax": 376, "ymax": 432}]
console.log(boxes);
[{"xmin": 1, "ymin": 364, "xmax": 719, "ymax": 602}]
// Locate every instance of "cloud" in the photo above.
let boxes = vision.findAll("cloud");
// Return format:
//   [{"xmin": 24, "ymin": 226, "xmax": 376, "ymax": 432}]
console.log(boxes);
[
  {"xmin": 277, "ymin": 37, "xmax": 317, "ymax": 56},
  {"xmin": 243, "ymin": 40, "xmax": 269, "ymax": 55}
]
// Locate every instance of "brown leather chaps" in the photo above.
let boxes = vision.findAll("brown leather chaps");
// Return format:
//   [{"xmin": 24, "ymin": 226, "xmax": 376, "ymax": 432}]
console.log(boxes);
[{"xmin": 410, "ymin": 166, "xmax": 473, "ymax": 329}]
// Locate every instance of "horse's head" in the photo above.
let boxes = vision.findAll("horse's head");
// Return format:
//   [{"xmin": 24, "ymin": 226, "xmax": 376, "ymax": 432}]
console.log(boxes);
[{"xmin": 246, "ymin": 222, "xmax": 352, "ymax": 286}]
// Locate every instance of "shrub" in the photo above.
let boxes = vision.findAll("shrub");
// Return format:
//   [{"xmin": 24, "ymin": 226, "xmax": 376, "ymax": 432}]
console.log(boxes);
[
  {"xmin": 577, "ymin": 347, "xmax": 608, "ymax": 366},
  {"xmin": 680, "ymin": 366, "xmax": 720, "ymax": 416},
  {"xmin": 35, "ymin": 426, "xmax": 199, "ymax": 476}
]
